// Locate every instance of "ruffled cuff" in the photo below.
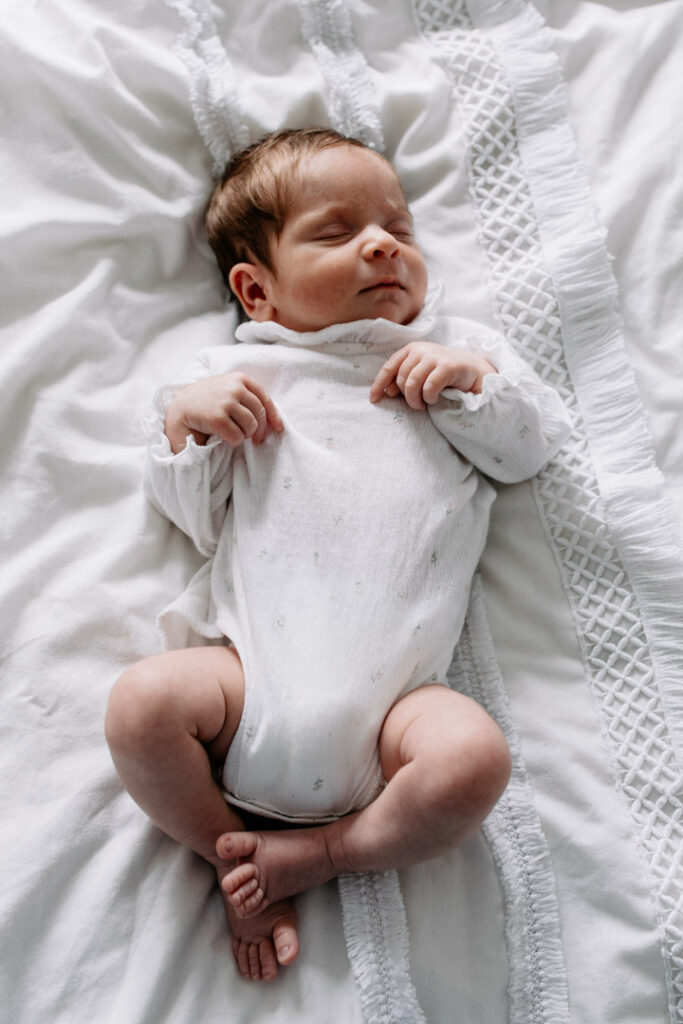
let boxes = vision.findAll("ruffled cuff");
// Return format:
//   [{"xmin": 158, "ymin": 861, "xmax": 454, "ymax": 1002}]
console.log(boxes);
[
  {"xmin": 440, "ymin": 367, "xmax": 520, "ymax": 412},
  {"xmin": 439, "ymin": 333, "xmax": 524, "ymax": 412},
  {"xmin": 142, "ymin": 384, "xmax": 223, "ymax": 467}
]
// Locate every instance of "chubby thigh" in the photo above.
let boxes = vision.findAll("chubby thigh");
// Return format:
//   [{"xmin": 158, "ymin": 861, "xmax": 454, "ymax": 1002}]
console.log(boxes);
[
  {"xmin": 111, "ymin": 644, "xmax": 246, "ymax": 766},
  {"xmin": 378, "ymin": 683, "xmax": 511, "ymax": 815}
]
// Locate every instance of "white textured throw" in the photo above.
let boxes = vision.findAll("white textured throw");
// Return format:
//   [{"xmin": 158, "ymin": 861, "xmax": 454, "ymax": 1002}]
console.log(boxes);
[{"xmin": 3, "ymin": 2, "xmax": 683, "ymax": 1023}]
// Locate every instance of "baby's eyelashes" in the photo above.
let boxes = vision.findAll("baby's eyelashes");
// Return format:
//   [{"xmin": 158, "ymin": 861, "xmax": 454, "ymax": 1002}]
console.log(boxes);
[
  {"xmin": 386, "ymin": 221, "xmax": 414, "ymax": 240},
  {"xmin": 313, "ymin": 220, "xmax": 413, "ymax": 243},
  {"xmin": 314, "ymin": 223, "xmax": 351, "ymax": 241}
]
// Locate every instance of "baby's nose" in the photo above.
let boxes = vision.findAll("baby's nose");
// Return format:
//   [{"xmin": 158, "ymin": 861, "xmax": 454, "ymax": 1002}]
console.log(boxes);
[{"xmin": 361, "ymin": 228, "xmax": 399, "ymax": 259}]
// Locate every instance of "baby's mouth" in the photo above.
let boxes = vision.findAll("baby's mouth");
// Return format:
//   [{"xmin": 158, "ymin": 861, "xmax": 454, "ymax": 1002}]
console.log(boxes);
[{"xmin": 360, "ymin": 279, "xmax": 405, "ymax": 292}]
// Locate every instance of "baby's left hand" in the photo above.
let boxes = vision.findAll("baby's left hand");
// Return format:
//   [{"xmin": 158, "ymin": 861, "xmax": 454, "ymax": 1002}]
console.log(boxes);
[{"xmin": 369, "ymin": 342, "xmax": 497, "ymax": 410}]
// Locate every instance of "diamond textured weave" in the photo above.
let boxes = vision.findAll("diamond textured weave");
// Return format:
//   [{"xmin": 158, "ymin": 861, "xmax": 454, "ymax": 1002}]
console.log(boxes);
[{"xmin": 414, "ymin": 1, "xmax": 683, "ymax": 1018}]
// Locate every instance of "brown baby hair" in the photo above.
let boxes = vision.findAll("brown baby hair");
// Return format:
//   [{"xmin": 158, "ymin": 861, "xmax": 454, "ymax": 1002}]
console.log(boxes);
[{"xmin": 205, "ymin": 128, "xmax": 379, "ymax": 295}]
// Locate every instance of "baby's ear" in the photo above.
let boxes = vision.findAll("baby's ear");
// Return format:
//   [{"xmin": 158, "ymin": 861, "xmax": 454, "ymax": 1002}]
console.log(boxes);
[{"xmin": 229, "ymin": 262, "xmax": 274, "ymax": 321}]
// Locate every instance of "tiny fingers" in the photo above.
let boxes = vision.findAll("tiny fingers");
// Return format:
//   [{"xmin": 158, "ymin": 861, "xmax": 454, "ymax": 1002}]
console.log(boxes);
[
  {"xmin": 371, "ymin": 343, "xmax": 487, "ymax": 409},
  {"xmin": 421, "ymin": 366, "xmax": 451, "ymax": 405},
  {"xmin": 230, "ymin": 402, "xmax": 261, "ymax": 441},
  {"xmin": 369, "ymin": 347, "xmax": 410, "ymax": 402},
  {"xmin": 370, "ymin": 346, "xmax": 445, "ymax": 410},
  {"xmin": 371, "ymin": 351, "xmax": 421, "ymax": 404},
  {"xmin": 242, "ymin": 378, "xmax": 284, "ymax": 444},
  {"xmin": 215, "ymin": 417, "xmax": 253, "ymax": 447},
  {"xmin": 396, "ymin": 352, "xmax": 439, "ymax": 410},
  {"xmin": 262, "ymin": 392, "xmax": 285, "ymax": 436},
  {"xmin": 215, "ymin": 377, "xmax": 284, "ymax": 447},
  {"xmin": 400, "ymin": 363, "xmax": 432, "ymax": 410}
]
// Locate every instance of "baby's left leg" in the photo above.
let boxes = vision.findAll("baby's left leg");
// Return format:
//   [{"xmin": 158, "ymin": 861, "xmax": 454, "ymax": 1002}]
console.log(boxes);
[{"xmin": 218, "ymin": 685, "xmax": 511, "ymax": 915}]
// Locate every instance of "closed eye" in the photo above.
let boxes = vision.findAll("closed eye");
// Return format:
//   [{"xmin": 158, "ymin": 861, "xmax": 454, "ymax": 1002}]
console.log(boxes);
[
  {"xmin": 314, "ymin": 223, "xmax": 352, "ymax": 242},
  {"xmin": 387, "ymin": 221, "xmax": 415, "ymax": 240}
]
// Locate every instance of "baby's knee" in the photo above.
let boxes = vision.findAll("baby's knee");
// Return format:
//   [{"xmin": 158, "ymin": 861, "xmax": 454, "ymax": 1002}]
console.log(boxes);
[
  {"xmin": 463, "ymin": 724, "xmax": 511, "ymax": 819},
  {"xmin": 430, "ymin": 722, "xmax": 511, "ymax": 823},
  {"xmin": 474, "ymin": 724, "xmax": 512, "ymax": 808},
  {"xmin": 104, "ymin": 660, "xmax": 171, "ymax": 753}
]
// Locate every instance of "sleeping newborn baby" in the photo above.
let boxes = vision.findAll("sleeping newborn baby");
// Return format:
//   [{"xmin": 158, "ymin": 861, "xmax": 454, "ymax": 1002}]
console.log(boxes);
[{"xmin": 105, "ymin": 127, "xmax": 570, "ymax": 981}]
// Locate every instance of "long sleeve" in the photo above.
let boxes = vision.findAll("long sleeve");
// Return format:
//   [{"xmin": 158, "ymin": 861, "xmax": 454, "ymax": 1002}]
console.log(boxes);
[
  {"xmin": 428, "ymin": 322, "xmax": 571, "ymax": 483},
  {"xmin": 143, "ymin": 379, "xmax": 234, "ymax": 559}
]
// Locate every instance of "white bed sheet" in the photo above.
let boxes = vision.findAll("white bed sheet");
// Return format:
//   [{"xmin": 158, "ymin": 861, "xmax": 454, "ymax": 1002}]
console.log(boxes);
[{"xmin": 1, "ymin": 1, "xmax": 681, "ymax": 1022}]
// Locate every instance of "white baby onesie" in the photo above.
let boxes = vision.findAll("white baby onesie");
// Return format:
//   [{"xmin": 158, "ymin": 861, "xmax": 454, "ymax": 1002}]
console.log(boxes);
[{"xmin": 145, "ymin": 297, "xmax": 570, "ymax": 823}]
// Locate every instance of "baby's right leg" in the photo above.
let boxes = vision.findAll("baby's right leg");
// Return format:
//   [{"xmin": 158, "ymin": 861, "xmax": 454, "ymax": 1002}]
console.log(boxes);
[
  {"xmin": 218, "ymin": 684, "xmax": 512, "ymax": 915},
  {"xmin": 105, "ymin": 646, "xmax": 298, "ymax": 981}
]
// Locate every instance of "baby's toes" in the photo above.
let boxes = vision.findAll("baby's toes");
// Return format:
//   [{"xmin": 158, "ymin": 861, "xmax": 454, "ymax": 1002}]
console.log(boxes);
[
  {"xmin": 222, "ymin": 862, "xmax": 258, "ymax": 897},
  {"xmin": 256, "ymin": 938, "xmax": 278, "ymax": 981},
  {"xmin": 239, "ymin": 886, "xmax": 265, "ymax": 916},
  {"xmin": 233, "ymin": 937, "xmax": 275, "ymax": 981},
  {"xmin": 223, "ymin": 867, "xmax": 266, "ymax": 916},
  {"xmin": 228, "ymin": 881, "xmax": 261, "ymax": 913}
]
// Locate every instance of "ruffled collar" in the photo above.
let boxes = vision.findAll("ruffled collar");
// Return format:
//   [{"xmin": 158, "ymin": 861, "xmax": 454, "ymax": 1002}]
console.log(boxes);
[{"xmin": 235, "ymin": 283, "xmax": 442, "ymax": 353}]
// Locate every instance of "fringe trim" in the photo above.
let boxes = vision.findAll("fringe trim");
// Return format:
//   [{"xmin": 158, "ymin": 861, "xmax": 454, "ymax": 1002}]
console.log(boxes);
[
  {"xmin": 451, "ymin": 577, "xmax": 570, "ymax": 1024},
  {"xmin": 296, "ymin": 0, "xmax": 385, "ymax": 151},
  {"xmin": 338, "ymin": 871, "xmax": 427, "ymax": 1024},
  {"xmin": 425, "ymin": 0, "xmax": 683, "ymax": 1016},
  {"xmin": 473, "ymin": 0, "xmax": 683, "ymax": 771},
  {"xmin": 164, "ymin": 0, "xmax": 249, "ymax": 173}
]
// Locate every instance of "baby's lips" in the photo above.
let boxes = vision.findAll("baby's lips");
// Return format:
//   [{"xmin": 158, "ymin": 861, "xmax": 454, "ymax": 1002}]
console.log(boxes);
[{"xmin": 360, "ymin": 277, "xmax": 404, "ymax": 292}]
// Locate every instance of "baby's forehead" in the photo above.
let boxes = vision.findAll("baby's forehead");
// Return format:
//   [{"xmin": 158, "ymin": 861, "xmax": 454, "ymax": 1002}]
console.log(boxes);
[{"xmin": 289, "ymin": 146, "xmax": 408, "ymax": 212}]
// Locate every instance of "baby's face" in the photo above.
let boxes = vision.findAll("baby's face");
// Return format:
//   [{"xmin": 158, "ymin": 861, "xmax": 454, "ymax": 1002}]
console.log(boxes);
[{"xmin": 258, "ymin": 146, "xmax": 428, "ymax": 332}]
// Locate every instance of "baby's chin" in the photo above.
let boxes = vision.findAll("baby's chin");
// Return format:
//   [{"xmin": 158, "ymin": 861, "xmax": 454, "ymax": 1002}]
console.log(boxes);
[
  {"xmin": 376, "ymin": 302, "xmax": 424, "ymax": 327},
  {"xmin": 352, "ymin": 293, "xmax": 425, "ymax": 327},
  {"xmin": 272, "ymin": 293, "xmax": 425, "ymax": 332}
]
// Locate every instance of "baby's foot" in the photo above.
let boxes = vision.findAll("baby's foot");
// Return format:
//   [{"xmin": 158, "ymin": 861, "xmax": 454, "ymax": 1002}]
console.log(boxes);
[
  {"xmin": 216, "ymin": 860, "xmax": 299, "ymax": 982},
  {"xmin": 217, "ymin": 827, "xmax": 340, "ymax": 918}
]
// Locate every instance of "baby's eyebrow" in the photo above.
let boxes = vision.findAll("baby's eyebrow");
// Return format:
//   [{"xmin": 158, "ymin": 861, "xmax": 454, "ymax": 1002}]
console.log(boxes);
[
  {"xmin": 293, "ymin": 206, "xmax": 344, "ymax": 232},
  {"xmin": 390, "ymin": 208, "xmax": 414, "ymax": 224},
  {"xmin": 306, "ymin": 206, "xmax": 349, "ymax": 224}
]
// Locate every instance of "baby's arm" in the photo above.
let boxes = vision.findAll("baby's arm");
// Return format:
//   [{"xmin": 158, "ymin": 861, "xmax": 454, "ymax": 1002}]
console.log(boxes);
[{"xmin": 145, "ymin": 369, "xmax": 283, "ymax": 557}]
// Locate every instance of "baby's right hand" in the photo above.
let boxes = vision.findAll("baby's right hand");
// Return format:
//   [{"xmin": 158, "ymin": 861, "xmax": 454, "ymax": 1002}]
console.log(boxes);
[{"xmin": 165, "ymin": 372, "xmax": 284, "ymax": 454}]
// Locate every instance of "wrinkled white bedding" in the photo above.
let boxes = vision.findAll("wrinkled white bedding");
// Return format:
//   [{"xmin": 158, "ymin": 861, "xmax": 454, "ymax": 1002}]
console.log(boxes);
[{"xmin": 1, "ymin": 2, "xmax": 682, "ymax": 1022}]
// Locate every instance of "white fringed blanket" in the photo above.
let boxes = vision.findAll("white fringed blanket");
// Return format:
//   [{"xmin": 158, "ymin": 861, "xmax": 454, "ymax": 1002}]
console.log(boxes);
[{"xmin": 1, "ymin": 2, "xmax": 682, "ymax": 1022}]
